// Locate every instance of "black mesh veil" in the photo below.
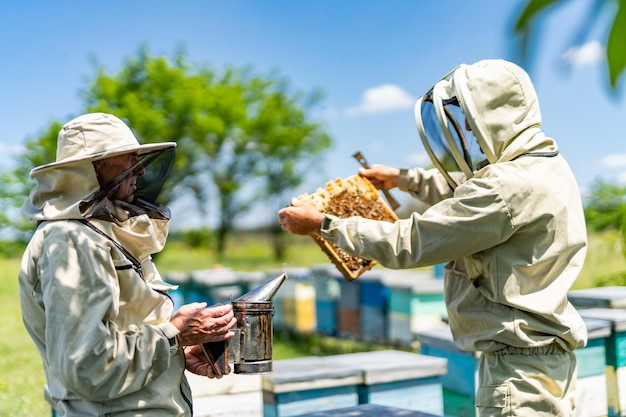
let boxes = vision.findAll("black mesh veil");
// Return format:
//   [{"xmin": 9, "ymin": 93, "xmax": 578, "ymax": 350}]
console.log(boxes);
[
  {"xmin": 79, "ymin": 147, "xmax": 176, "ymax": 221},
  {"xmin": 134, "ymin": 148, "xmax": 176, "ymax": 203},
  {"xmin": 414, "ymin": 72, "xmax": 486, "ymax": 190}
]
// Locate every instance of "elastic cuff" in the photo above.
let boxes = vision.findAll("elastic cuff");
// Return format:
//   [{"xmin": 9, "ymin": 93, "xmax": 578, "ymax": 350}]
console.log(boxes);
[
  {"xmin": 321, "ymin": 215, "xmax": 334, "ymax": 232},
  {"xmin": 397, "ymin": 168, "xmax": 412, "ymax": 191},
  {"xmin": 159, "ymin": 322, "xmax": 181, "ymax": 354}
]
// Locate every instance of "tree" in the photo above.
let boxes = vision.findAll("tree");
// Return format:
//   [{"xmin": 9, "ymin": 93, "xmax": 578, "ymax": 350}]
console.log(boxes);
[
  {"xmin": 584, "ymin": 179, "xmax": 626, "ymax": 232},
  {"xmin": 584, "ymin": 180, "xmax": 626, "ymax": 256},
  {"xmin": 514, "ymin": 0, "xmax": 626, "ymax": 89},
  {"xmin": 0, "ymin": 122, "xmax": 60, "ymax": 242},
  {"xmin": 1, "ymin": 46, "xmax": 332, "ymax": 257}
]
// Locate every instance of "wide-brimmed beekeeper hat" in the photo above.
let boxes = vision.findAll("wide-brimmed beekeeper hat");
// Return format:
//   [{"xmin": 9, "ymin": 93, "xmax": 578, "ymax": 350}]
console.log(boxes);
[{"xmin": 31, "ymin": 112, "xmax": 176, "ymax": 174}]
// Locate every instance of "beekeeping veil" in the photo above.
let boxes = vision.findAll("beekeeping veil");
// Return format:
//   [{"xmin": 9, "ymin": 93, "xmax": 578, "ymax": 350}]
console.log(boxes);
[
  {"xmin": 414, "ymin": 66, "xmax": 485, "ymax": 190},
  {"xmin": 23, "ymin": 112, "xmax": 177, "ymax": 224},
  {"xmin": 414, "ymin": 59, "xmax": 545, "ymax": 190}
]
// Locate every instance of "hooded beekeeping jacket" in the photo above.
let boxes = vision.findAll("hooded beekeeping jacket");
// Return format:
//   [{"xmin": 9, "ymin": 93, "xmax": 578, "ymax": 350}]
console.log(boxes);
[
  {"xmin": 321, "ymin": 60, "xmax": 588, "ymax": 353},
  {"xmin": 18, "ymin": 113, "xmax": 193, "ymax": 416}
]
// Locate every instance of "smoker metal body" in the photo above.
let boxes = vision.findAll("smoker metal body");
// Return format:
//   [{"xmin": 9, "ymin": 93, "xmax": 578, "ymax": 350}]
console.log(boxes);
[
  {"xmin": 228, "ymin": 272, "xmax": 286, "ymax": 374},
  {"xmin": 201, "ymin": 273, "xmax": 285, "ymax": 375},
  {"xmin": 229, "ymin": 300, "xmax": 274, "ymax": 373}
]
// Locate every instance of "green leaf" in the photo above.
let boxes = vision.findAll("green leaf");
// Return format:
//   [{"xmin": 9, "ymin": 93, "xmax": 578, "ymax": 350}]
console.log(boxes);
[
  {"xmin": 607, "ymin": 0, "xmax": 626, "ymax": 88},
  {"xmin": 514, "ymin": 0, "xmax": 562, "ymax": 33}
]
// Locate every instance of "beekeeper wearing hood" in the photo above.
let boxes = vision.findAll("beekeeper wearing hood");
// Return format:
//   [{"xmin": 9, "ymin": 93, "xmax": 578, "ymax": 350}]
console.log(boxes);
[
  {"xmin": 19, "ymin": 113, "xmax": 237, "ymax": 416},
  {"xmin": 279, "ymin": 59, "xmax": 587, "ymax": 415}
]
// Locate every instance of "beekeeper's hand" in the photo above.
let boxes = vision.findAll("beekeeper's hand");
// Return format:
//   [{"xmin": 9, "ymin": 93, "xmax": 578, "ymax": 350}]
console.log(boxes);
[
  {"xmin": 278, "ymin": 199, "xmax": 325, "ymax": 236},
  {"xmin": 171, "ymin": 303, "xmax": 237, "ymax": 346},
  {"xmin": 359, "ymin": 164, "xmax": 400, "ymax": 190},
  {"xmin": 184, "ymin": 344, "xmax": 230, "ymax": 378}
]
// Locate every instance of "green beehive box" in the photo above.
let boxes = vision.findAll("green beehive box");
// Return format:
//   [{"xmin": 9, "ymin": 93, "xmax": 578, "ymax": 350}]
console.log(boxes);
[{"xmin": 580, "ymin": 308, "xmax": 626, "ymax": 417}]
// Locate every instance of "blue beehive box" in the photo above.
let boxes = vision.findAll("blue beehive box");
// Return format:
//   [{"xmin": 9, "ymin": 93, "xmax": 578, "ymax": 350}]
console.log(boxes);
[
  {"xmin": 380, "ymin": 270, "xmax": 445, "ymax": 346},
  {"xmin": 295, "ymin": 403, "xmax": 442, "ymax": 416},
  {"xmin": 337, "ymin": 277, "xmax": 361, "ymax": 338},
  {"xmin": 579, "ymin": 308, "xmax": 626, "ymax": 417},
  {"xmin": 323, "ymin": 350, "xmax": 447, "ymax": 416},
  {"xmin": 576, "ymin": 316, "xmax": 612, "ymax": 417},
  {"xmin": 262, "ymin": 356, "xmax": 362, "ymax": 417},
  {"xmin": 358, "ymin": 274, "xmax": 389, "ymax": 342},
  {"xmin": 187, "ymin": 267, "xmax": 241, "ymax": 304},
  {"xmin": 417, "ymin": 325, "xmax": 479, "ymax": 417},
  {"xmin": 163, "ymin": 271, "xmax": 190, "ymax": 308},
  {"xmin": 568, "ymin": 286, "xmax": 626, "ymax": 309},
  {"xmin": 311, "ymin": 265, "xmax": 342, "ymax": 335},
  {"xmin": 238, "ymin": 270, "xmax": 267, "ymax": 294},
  {"xmin": 433, "ymin": 263, "xmax": 445, "ymax": 279}
]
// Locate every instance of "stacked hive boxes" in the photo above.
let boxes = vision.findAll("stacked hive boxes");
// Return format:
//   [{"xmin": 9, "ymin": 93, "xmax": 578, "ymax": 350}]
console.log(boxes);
[
  {"xmin": 311, "ymin": 265, "xmax": 342, "ymax": 336},
  {"xmin": 417, "ymin": 325, "xmax": 480, "ymax": 417},
  {"xmin": 322, "ymin": 350, "xmax": 447, "ymax": 416},
  {"xmin": 187, "ymin": 268, "xmax": 242, "ymax": 305},
  {"xmin": 262, "ymin": 350, "xmax": 447, "ymax": 417},
  {"xmin": 358, "ymin": 274, "xmax": 389, "ymax": 342},
  {"xmin": 237, "ymin": 270, "xmax": 266, "ymax": 296},
  {"xmin": 267, "ymin": 267, "xmax": 315, "ymax": 333},
  {"xmin": 261, "ymin": 356, "xmax": 362, "ymax": 417},
  {"xmin": 336, "ymin": 267, "xmax": 446, "ymax": 343},
  {"xmin": 575, "ymin": 316, "xmax": 612, "ymax": 417},
  {"xmin": 164, "ymin": 265, "xmax": 447, "ymax": 343},
  {"xmin": 337, "ymin": 276, "xmax": 361, "ymax": 338},
  {"xmin": 379, "ymin": 269, "xmax": 446, "ymax": 347},
  {"xmin": 578, "ymin": 308, "xmax": 626, "ymax": 417},
  {"xmin": 569, "ymin": 286, "xmax": 626, "ymax": 310},
  {"xmin": 163, "ymin": 271, "xmax": 190, "ymax": 309},
  {"xmin": 295, "ymin": 404, "xmax": 441, "ymax": 417},
  {"xmin": 569, "ymin": 286, "xmax": 626, "ymax": 417}
]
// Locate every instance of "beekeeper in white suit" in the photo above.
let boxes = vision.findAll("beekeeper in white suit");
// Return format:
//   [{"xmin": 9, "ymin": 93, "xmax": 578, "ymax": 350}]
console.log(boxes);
[
  {"xmin": 279, "ymin": 59, "xmax": 588, "ymax": 416},
  {"xmin": 19, "ymin": 113, "xmax": 237, "ymax": 416}
]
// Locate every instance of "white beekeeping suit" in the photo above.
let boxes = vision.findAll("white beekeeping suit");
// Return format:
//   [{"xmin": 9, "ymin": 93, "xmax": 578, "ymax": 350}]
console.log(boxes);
[
  {"xmin": 318, "ymin": 59, "xmax": 587, "ymax": 416},
  {"xmin": 18, "ymin": 113, "xmax": 196, "ymax": 416}
]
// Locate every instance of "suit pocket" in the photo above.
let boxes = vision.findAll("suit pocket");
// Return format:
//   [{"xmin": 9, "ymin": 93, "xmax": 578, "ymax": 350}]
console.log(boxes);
[{"xmin": 476, "ymin": 384, "xmax": 510, "ymax": 416}]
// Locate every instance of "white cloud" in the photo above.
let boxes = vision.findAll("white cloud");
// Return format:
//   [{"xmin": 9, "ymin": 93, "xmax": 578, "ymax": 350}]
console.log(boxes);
[
  {"xmin": 562, "ymin": 41, "xmax": 604, "ymax": 66},
  {"xmin": 0, "ymin": 142, "xmax": 23, "ymax": 154},
  {"xmin": 600, "ymin": 153, "xmax": 626, "ymax": 168},
  {"xmin": 345, "ymin": 84, "xmax": 415, "ymax": 117},
  {"xmin": 0, "ymin": 142, "xmax": 23, "ymax": 169},
  {"xmin": 406, "ymin": 152, "xmax": 431, "ymax": 167}
]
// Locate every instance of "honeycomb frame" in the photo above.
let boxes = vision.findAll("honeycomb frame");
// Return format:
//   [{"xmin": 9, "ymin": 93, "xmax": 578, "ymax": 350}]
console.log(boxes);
[{"xmin": 296, "ymin": 174, "xmax": 399, "ymax": 281}]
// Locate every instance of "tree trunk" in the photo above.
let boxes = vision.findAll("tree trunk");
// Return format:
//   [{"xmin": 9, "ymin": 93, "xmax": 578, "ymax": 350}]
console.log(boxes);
[
  {"xmin": 216, "ymin": 222, "xmax": 229, "ymax": 256},
  {"xmin": 271, "ymin": 224, "xmax": 286, "ymax": 261}
]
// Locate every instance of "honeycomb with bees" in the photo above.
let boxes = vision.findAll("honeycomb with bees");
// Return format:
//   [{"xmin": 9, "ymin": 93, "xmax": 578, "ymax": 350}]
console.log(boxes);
[{"xmin": 295, "ymin": 174, "xmax": 399, "ymax": 281}]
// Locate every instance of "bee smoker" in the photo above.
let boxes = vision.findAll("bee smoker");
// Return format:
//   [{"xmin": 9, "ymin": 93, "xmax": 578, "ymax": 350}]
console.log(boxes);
[{"xmin": 202, "ymin": 272, "xmax": 286, "ymax": 375}]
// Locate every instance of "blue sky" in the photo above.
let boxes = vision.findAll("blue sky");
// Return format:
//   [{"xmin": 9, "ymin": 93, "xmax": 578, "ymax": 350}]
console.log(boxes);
[{"xmin": 1, "ymin": 1, "xmax": 624, "ymax": 228}]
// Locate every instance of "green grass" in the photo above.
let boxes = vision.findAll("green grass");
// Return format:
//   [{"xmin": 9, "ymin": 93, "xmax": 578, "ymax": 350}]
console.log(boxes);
[
  {"xmin": 2, "ymin": 230, "xmax": 625, "ymax": 416},
  {"xmin": 576, "ymin": 229, "xmax": 626, "ymax": 288},
  {"xmin": 0, "ymin": 258, "xmax": 49, "ymax": 417},
  {"xmin": 158, "ymin": 232, "xmax": 330, "ymax": 273}
]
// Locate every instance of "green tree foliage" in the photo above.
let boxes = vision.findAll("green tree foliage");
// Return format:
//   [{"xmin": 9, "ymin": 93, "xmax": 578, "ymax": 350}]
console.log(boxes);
[
  {"xmin": 584, "ymin": 179, "xmax": 626, "ymax": 231},
  {"xmin": 584, "ymin": 179, "xmax": 626, "ymax": 260},
  {"xmin": 1, "ymin": 46, "xmax": 332, "ymax": 257},
  {"xmin": 514, "ymin": 0, "xmax": 626, "ymax": 89},
  {"xmin": 0, "ymin": 122, "xmax": 60, "ymax": 241}
]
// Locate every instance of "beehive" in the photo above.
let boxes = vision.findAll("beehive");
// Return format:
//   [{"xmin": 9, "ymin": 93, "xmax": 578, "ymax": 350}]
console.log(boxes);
[{"xmin": 296, "ymin": 174, "xmax": 398, "ymax": 281}]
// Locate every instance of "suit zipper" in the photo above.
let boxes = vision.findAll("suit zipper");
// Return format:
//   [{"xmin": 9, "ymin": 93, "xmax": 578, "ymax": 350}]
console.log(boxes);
[{"xmin": 180, "ymin": 350, "xmax": 194, "ymax": 415}]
